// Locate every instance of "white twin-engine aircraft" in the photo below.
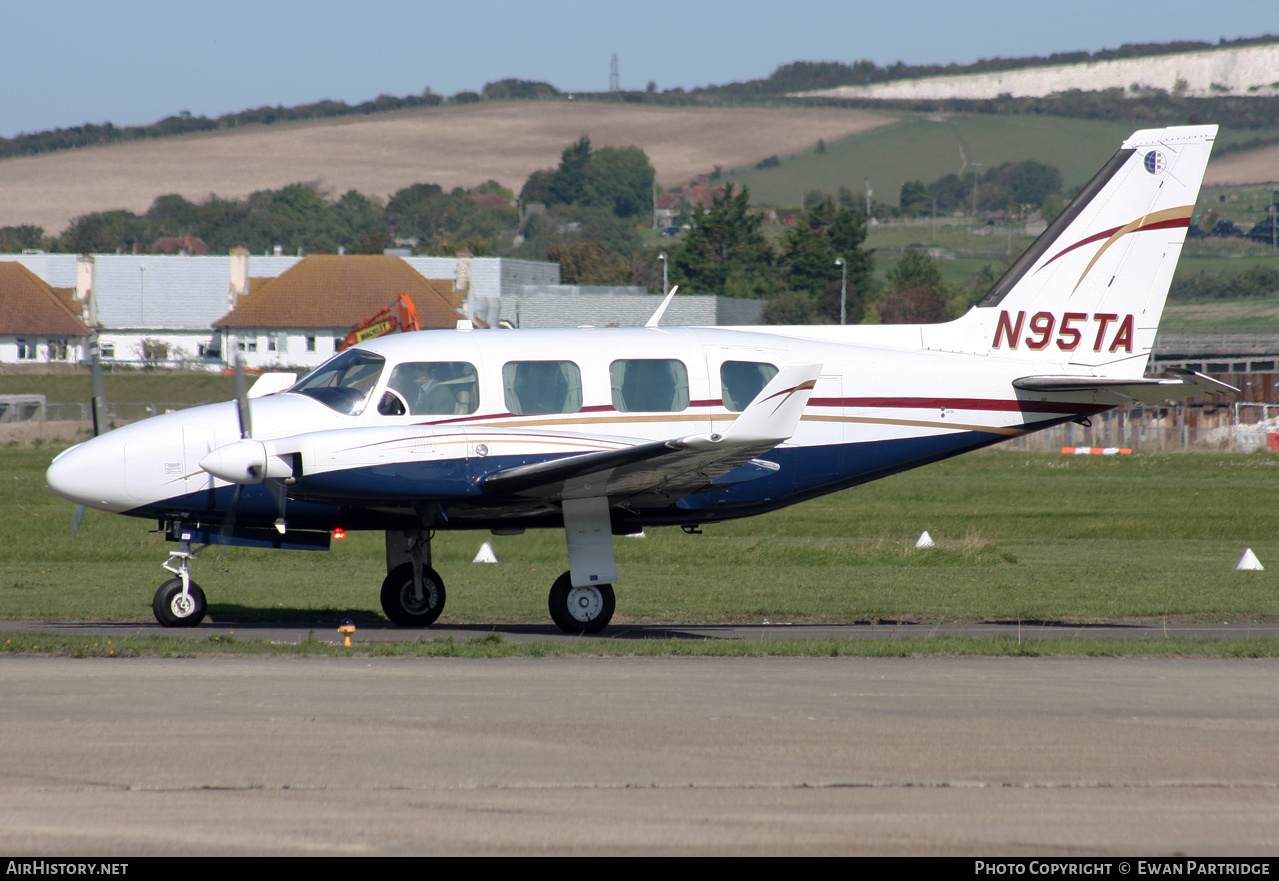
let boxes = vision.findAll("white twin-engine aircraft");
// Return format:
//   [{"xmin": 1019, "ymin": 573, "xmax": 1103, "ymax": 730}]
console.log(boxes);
[{"xmin": 47, "ymin": 125, "xmax": 1231, "ymax": 633}]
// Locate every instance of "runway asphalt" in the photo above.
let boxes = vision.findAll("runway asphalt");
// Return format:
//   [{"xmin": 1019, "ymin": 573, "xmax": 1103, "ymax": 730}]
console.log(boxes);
[
  {"xmin": 4, "ymin": 617, "xmax": 1279, "ymax": 644},
  {"xmin": 1, "ymin": 655, "xmax": 1277, "ymax": 855}
]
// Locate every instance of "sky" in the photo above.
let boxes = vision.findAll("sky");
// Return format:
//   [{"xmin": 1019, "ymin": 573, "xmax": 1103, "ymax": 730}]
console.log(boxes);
[{"xmin": 3, "ymin": 0, "xmax": 1275, "ymax": 138}]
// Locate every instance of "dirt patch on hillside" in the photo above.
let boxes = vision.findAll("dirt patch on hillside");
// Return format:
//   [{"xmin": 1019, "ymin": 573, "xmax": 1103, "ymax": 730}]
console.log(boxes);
[
  {"xmin": 1205, "ymin": 145, "xmax": 1279, "ymax": 187},
  {"xmin": 0, "ymin": 102, "xmax": 892, "ymax": 236}
]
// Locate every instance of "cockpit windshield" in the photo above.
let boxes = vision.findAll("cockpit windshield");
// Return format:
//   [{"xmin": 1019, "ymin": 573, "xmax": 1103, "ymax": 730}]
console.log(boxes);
[{"xmin": 290, "ymin": 349, "xmax": 385, "ymax": 415}]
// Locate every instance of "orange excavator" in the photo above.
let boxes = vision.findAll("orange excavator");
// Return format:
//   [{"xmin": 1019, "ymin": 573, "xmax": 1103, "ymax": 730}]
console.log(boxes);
[{"xmin": 337, "ymin": 294, "xmax": 420, "ymax": 351}]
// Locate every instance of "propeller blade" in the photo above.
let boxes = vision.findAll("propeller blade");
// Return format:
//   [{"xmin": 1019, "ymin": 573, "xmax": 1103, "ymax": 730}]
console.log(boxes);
[
  {"xmin": 268, "ymin": 478, "xmax": 288, "ymax": 534},
  {"xmin": 219, "ymin": 483, "xmax": 243, "ymax": 544},
  {"xmin": 234, "ymin": 353, "xmax": 252, "ymax": 439},
  {"xmin": 89, "ymin": 338, "xmax": 106, "ymax": 437},
  {"xmin": 70, "ymin": 504, "xmax": 86, "ymax": 538}
]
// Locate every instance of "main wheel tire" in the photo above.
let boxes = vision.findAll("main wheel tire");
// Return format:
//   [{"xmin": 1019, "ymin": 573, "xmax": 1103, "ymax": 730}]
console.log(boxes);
[
  {"xmin": 548, "ymin": 571, "xmax": 615, "ymax": 634},
  {"xmin": 153, "ymin": 578, "xmax": 207, "ymax": 628},
  {"xmin": 380, "ymin": 563, "xmax": 446, "ymax": 627}
]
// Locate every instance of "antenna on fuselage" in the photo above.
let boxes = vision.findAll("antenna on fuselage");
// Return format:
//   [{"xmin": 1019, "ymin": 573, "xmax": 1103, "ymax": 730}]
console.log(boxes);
[{"xmin": 645, "ymin": 285, "xmax": 679, "ymax": 328}]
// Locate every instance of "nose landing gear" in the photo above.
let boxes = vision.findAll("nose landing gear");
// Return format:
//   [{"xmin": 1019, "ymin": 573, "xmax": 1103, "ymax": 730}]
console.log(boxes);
[{"xmin": 154, "ymin": 537, "xmax": 208, "ymax": 627}]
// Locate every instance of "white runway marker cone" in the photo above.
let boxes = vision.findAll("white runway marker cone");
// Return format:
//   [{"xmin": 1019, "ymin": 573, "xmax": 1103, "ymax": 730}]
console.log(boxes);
[
  {"xmin": 1236, "ymin": 548, "xmax": 1264, "ymax": 571},
  {"xmin": 473, "ymin": 541, "xmax": 498, "ymax": 563},
  {"xmin": 916, "ymin": 531, "xmax": 935, "ymax": 549}
]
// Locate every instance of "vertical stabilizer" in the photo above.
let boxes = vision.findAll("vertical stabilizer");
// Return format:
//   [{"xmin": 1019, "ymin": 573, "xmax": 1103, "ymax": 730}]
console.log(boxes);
[{"xmin": 924, "ymin": 125, "xmax": 1216, "ymax": 376}]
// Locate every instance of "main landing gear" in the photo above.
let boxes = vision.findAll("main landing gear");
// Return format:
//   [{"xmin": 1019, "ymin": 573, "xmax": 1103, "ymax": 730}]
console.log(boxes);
[
  {"xmin": 382, "ymin": 497, "xmax": 621, "ymax": 635},
  {"xmin": 154, "ymin": 537, "xmax": 208, "ymax": 627}
]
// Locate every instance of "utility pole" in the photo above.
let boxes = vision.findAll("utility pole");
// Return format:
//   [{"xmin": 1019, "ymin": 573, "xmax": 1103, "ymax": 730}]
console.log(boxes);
[
  {"xmin": 835, "ymin": 257, "xmax": 847, "ymax": 325},
  {"xmin": 657, "ymin": 251, "xmax": 668, "ymax": 295},
  {"xmin": 610, "ymin": 54, "xmax": 619, "ymax": 92}
]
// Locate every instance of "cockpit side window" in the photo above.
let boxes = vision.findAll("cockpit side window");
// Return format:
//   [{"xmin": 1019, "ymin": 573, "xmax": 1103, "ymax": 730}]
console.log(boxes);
[
  {"xmin": 290, "ymin": 349, "xmax": 385, "ymax": 415},
  {"xmin": 720, "ymin": 361, "xmax": 778, "ymax": 411},
  {"xmin": 383, "ymin": 361, "xmax": 480, "ymax": 416}
]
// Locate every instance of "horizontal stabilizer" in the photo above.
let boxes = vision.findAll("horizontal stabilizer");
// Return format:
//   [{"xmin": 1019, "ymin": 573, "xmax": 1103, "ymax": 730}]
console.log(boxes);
[{"xmin": 1013, "ymin": 369, "xmax": 1237, "ymax": 401}]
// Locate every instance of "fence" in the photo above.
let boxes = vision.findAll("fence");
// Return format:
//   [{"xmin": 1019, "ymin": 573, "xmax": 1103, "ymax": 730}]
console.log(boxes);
[
  {"xmin": 14, "ymin": 399, "xmax": 1279, "ymax": 454},
  {"xmin": 21, "ymin": 402, "xmax": 202, "ymax": 424},
  {"xmin": 1005, "ymin": 402, "xmax": 1263, "ymax": 452}
]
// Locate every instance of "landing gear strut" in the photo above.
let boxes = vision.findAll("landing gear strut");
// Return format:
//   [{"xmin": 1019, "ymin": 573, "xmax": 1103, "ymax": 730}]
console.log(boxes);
[
  {"xmin": 382, "ymin": 529, "xmax": 447, "ymax": 627},
  {"xmin": 154, "ymin": 537, "xmax": 207, "ymax": 627}
]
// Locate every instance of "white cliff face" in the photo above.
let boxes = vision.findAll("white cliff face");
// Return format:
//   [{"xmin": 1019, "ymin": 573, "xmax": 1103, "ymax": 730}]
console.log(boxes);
[{"xmin": 794, "ymin": 45, "xmax": 1279, "ymax": 101}]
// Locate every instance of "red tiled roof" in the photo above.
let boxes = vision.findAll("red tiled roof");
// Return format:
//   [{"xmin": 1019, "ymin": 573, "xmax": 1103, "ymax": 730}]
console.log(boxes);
[
  {"xmin": 151, "ymin": 236, "xmax": 210, "ymax": 255},
  {"xmin": 466, "ymin": 192, "xmax": 512, "ymax": 210},
  {"xmin": 215, "ymin": 255, "xmax": 464, "ymax": 330},
  {"xmin": 0, "ymin": 263, "xmax": 92, "ymax": 336}
]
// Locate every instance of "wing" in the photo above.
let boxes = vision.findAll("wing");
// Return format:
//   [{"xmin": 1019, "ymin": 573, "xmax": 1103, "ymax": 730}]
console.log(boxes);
[
  {"xmin": 480, "ymin": 363, "xmax": 822, "ymax": 502},
  {"xmin": 1013, "ymin": 368, "xmax": 1236, "ymax": 402}
]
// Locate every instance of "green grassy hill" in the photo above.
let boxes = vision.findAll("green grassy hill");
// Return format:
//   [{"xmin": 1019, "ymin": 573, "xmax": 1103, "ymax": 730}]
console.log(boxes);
[{"xmin": 726, "ymin": 113, "xmax": 1279, "ymax": 211}]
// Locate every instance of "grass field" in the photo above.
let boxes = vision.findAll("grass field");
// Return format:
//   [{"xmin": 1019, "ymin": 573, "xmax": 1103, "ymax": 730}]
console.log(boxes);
[
  {"xmin": 723, "ymin": 114, "xmax": 1279, "ymax": 212},
  {"xmin": 728, "ymin": 114, "xmax": 1139, "ymax": 209},
  {"xmin": 4, "ymin": 446, "xmax": 1277, "ymax": 630},
  {"xmin": 0, "ymin": 369, "xmax": 236, "ymax": 406}
]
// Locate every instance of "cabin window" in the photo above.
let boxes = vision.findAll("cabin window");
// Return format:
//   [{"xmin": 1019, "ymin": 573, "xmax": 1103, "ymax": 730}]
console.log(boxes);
[
  {"xmin": 383, "ymin": 362, "xmax": 479, "ymax": 416},
  {"xmin": 610, "ymin": 359, "xmax": 689, "ymax": 412},
  {"xmin": 290, "ymin": 348, "xmax": 384, "ymax": 415},
  {"xmin": 502, "ymin": 361, "xmax": 582, "ymax": 415},
  {"xmin": 719, "ymin": 361, "xmax": 778, "ymax": 412}
]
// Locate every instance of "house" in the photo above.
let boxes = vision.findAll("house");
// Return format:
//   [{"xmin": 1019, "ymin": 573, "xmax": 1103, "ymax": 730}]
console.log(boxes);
[
  {"xmin": 0, "ymin": 252, "xmax": 300, "ymax": 366},
  {"xmin": 0, "ymin": 262, "xmax": 92, "ymax": 364},
  {"xmin": 213, "ymin": 255, "xmax": 467, "ymax": 368},
  {"xmin": 656, "ymin": 184, "xmax": 725, "ymax": 225}
]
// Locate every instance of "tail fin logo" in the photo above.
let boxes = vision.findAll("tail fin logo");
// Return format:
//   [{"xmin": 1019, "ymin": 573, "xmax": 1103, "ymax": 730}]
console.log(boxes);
[
  {"xmin": 1036, "ymin": 205, "xmax": 1193, "ymax": 294},
  {"xmin": 1144, "ymin": 151, "xmax": 1167, "ymax": 174}
]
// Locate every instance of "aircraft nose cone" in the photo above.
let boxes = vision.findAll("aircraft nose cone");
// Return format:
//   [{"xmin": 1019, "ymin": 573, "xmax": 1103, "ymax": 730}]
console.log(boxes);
[{"xmin": 46, "ymin": 438, "xmax": 129, "ymax": 512}]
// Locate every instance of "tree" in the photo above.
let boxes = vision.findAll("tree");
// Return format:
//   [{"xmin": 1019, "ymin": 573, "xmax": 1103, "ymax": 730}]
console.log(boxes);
[
  {"xmin": 548, "ymin": 136, "xmax": 591, "ymax": 206},
  {"xmin": 671, "ymin": 184, "xmax": 773, "ymax": 297},
  {"xmin": 584, "ymin": 146, "xmax": 655, "ymax": 219},
  {"xmin": 885, "ymin": 249, "xmax": 942, "ymax": 291},
  {"xmin": 900, "ymin": 180, "xmax": 929, "ymax": 215},
  {"xmin": 880, "ymin": 250, "xmax": 947, "ymax": 324},
  {"xmin": 879, "ymin": 287, "xmax": 948, "ymax": 323},
  {"xmin": 0, "ymin": 225, "xmax": 45, "ymax": 252},
  {"xmin": 1040, "ymin": 193, "xmax": 1065, "ymax": 223},
  {"xmin": 60, "ymin": 210, "xmax": 146, "ymax": 253},
  {"xmin": 519, "ymin": 169, "xmax": 555, "ymax": 206},
  {"xmin": 760, "ymin": 289, "xmax": 817, "ymax": 324},
  {"xmin": 779, "ymin": 197, "xmax": 871, "ymax": 323},
  {"xmin": 329, "ymin": 190, "xmax": 386, "ymax": 252},
  {"xmin": 547, "ymin": 240, "xmax": 629, "ymax": 284}
]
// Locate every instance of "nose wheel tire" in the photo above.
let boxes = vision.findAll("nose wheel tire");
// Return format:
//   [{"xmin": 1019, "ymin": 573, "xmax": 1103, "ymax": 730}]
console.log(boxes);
[
  {"xmin": 548, "ymin": 571, "xmax": 615, "ymax": 634},
  {"xmin": 381, "ymin": 563, "xmax": 447, "ymax": 627},
  {"xmin": 153, "ymin": 578, "xmax": 207, "ymax": 627}
]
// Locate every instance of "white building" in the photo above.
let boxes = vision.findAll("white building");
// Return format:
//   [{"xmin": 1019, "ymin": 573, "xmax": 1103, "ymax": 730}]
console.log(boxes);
[{"xmin": 0, "ymin": 252, "xmax": 560, "ymax": 368}]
